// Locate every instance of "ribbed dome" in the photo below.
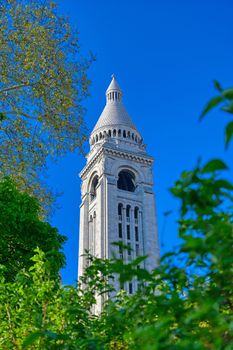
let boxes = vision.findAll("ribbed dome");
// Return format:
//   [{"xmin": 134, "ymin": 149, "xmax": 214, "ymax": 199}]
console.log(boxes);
[
  {"xmin": 92, "ymin": 76, "xmax": 139, "ymax": 134},
  {"xmin": 93, "ymin": 102, "xmax": 138, "ymax": 132}
]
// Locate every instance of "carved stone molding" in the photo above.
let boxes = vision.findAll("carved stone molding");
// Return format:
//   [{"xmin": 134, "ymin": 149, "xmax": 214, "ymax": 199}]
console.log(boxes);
[{"xmin": 80, "ymin": 146, "xmax": 154, "ymax": 178}]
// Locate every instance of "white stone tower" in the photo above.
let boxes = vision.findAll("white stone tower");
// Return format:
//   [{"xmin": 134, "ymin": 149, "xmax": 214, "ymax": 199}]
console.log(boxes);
[{"xmin": 78, "ymin": 76, "xmax": 159, "ymax": 302}]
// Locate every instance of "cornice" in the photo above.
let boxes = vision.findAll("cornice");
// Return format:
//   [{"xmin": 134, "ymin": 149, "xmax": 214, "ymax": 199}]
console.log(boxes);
[{"xmin": 80, "ymin": 146, "xmax": 154, "ymax": 179}]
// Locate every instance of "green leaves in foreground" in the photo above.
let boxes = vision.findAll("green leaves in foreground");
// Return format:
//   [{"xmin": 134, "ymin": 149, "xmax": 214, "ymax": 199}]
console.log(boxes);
[
  {"xmin": 200, "ymin": 81, "xmax": 233, "ymax": 148},
  {"xmin": 201, "ymin": 158, "xmax": 228, "ymax": 173},
  {"xmin": 0, "ymin": 80, "xmax": 233, "ymax": 348},
  {"xmin": 200, "ymin": 95, "xmax": 224, "ymax": 120},
  {"xmin": 225, "ymin": 121, "xmax": 233, "ymax": 148},
  {"xmin": 1, "ymin": 160, "xmax": 233, "ymax": 350}
]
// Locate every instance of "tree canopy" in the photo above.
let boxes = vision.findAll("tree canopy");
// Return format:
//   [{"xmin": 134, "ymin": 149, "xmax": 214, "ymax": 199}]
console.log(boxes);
[
  {"xmin": 0, "ymin": 0, "xmax": 93, "ymax": 212},
  {"xmin": 0, "ymin": 178, "xmax": 66, "ymax": 281}
]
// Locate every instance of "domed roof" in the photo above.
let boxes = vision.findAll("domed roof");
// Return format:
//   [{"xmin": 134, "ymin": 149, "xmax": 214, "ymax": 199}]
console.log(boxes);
[
  {"xmin": 93, "ymin": 101, "xmax": 138, "ymax": 132},
  {"xmin": 91, "ymin": 76, "xmax": 139, "ymax": 134}
]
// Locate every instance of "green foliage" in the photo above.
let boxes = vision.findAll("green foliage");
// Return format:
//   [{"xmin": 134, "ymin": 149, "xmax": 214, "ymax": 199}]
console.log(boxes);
[
  {"xmin": 225, "ymin": 121, "xmax": 233, "ymax": 148},
  {"xmin": 0, "ymin": 201, "xmax": 232, "ymax": 349},
  {"xmin": 0, "ymin": 178, "xmax": 66, "ymax": 281},
  {"xmin": 0, "ymin": 82, "xmax": 232, "ymax": 348},
  {"xmin": 0, "ymin": 163, "xmax": 232, "ymax": 349},
  {"xmin": 200, "ymin": 81, "xmax": 233, "ymax": 148},
  {"xmin": 0, "ymin": 0, "xmax": 93, "ymax": 212}
]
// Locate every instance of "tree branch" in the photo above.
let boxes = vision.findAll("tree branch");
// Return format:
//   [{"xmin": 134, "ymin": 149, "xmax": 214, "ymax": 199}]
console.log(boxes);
[
  {"xmin": 2, "ymin": 111, "xmax": 37, "ymax": 120},
  {"xmin": 0, "ymin": 83, "xmax": 32, "ymax": 94}
]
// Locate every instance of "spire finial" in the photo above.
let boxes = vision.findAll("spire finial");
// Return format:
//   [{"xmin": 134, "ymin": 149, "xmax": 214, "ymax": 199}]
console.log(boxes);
[{"xmin": 106, "ymin": 74, "xmax": 122, "ymax": 103}]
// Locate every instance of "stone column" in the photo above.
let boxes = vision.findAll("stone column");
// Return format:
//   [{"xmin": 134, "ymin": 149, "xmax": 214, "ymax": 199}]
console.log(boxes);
[
  {"xmin": 122, "ymin": 206, "xmax": 126, "ymax": 261},
  {"xmin": 143, "ymin": 186, "xmax": 159, "ymax": 272},
  {"xmin": 130, "ymin": 207, "xmax": 135, "ymax": 258},
  {"xmin": 139, "ymin": 209, "xmax": 143, "ymax": 258},
  {"xmin": 78, "ymin": 195, "xmax": 89, "ymax": 278}
]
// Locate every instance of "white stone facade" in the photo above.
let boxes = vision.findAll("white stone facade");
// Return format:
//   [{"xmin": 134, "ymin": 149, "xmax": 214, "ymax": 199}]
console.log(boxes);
[{"xmin": 78, "ymin": 76, "xmax": 159, "ymax": 311}]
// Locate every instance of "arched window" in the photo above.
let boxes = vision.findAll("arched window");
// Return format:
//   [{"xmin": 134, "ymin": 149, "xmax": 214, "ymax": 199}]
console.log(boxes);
[
  {"xmin": 127, "ymin": 131, "xmax": 130, "ymax": 138},
  {"xmin": 90, "ymin": 175, "xmax": 99, "ymax": 201},
  {"xmin": 136, "ymin": 244, "xmax": 140, "ymax": 257},
  {"xmin": 126, "ymin": 205, "xmax": 131, "ymax": 218},
  {"xmin": 99, "ymin": 133, "xmax": 102, "ymax": 140},
  {"xmin": 127, "ymin": 225, "xmax": 130, "ymax": 240},
  {"xmin": 96, "ymin": 135, "xmax": 98, "ymax": 142},
  {"xmin": 117, "ymin": 170, "xmax": 136, "ymax": 192},
  {"xmin": 108, "ymin": 130, "xmax": 112, "ymax": 137},
  {"xmin": 135, "ymin": 226, "xmax": 139, "ymax": 242},
  {"xmin": 118, "ymin": 205, "xmax": 123, "ymax": 239},
  {"xmin": 118, "ymin": 223, "xmax": 123, "ymax": 238},
  {"xmin": 126, "ymin": 204, "xmax": 131, "ymax": 225},
  {"xmin": 132, "ymin": 133, "xmax": 135, "ymax": 140},
  {"xmin": 123, "ymin": 130, "xmax": 126, "ymax": 138},
  {"xmin": 113, "ymin": 129, "xmax": 116, "ymax": 137},
  {"xmin": 134, "ymin": 207, "xmax": 139, "ymax": 225},
  {"xmin": 118, "ymin": 203, "xmax": 123, "ymax": 216},
  {"xmin": 118, "ymin": 129, "xmax": 121, "ymax": 137}
]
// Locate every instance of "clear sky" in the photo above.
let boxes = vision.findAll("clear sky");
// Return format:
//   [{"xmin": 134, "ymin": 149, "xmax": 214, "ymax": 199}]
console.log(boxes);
[{"xmin": 47, "ymin": 0, "xmax": 233, "ymax": 285}]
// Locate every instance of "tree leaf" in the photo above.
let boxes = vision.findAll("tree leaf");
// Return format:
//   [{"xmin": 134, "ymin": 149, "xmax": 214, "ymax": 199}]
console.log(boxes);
[
  {"xmin": 221, "ymin": 101, "xmax": 233, "ymax": 114},
  {"xmin": 225, "ymin": 121, "xmax": 233, "ymax": 149},
  {"xmin": 213, "ymin": 80, "xmax": 223, "ymax": 92},
  {"xmin": 160, "ymin": 252, "xmax": 175, "ymax": 262},
  {"xmin": 22, "ymin": 331, "xmax": 44, "ymax": 347},
  {"xmin": 222, "ymin": 88, "xmax": 233, "ymax": 100},
  {"xmin": 202, "ymin": 159, "xmax": 228, "ymax": 173},
  {"xmin": 200, "ymin": 95, "xmax": 223, "ymax": 120},
  {"xmin": 132, "ymin": 256, "xmax": 147, "ymax": 266},
  {"xmin": 0, "ymin": 113, "xmax": 6, "ymax": 121},
  {"xmin": 215, "ymin": 179, "xmax": 233, "ymax": 190}
]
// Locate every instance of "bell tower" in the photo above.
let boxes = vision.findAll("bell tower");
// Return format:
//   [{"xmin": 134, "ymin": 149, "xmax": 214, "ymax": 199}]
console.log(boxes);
[{"xmin": 78, "ymin": 76, "xmax": 159, "ymax": 302}]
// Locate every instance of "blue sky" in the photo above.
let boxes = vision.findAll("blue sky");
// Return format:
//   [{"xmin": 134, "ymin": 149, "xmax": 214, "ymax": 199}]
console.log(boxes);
[{"xmin": 48, "ymin": 0, "xmax": 233, "ymax": 285}]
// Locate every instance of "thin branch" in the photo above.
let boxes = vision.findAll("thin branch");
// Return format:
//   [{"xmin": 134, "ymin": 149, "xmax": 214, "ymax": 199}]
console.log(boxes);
[
  {"xmin": 2, "ymin": 111, "xmax": 38, "ymax": 120},
  {"xmin": 5, "ymin": 304, "xmax": 18, "ymax": 348},
  {"xmin": 0, "ymin": 83, "xmax": 33, "ymax": 94},
  {"xmin": 4, "ymin": 130, "xmax": 16, "ymax": 145},
  {"xmin": 31, "ymin": 121, "xmax": 39, "ymax": 150}
]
